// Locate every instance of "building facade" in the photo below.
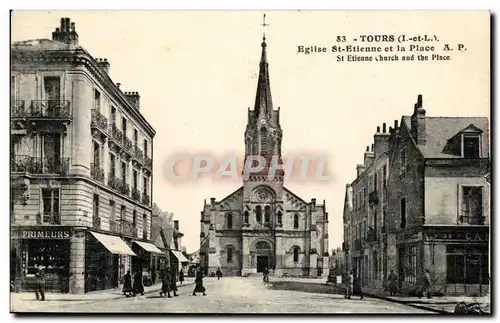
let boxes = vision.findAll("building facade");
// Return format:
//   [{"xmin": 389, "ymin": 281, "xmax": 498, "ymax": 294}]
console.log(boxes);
[
  {"xmin": 343, "ymin": 94, "xmax": 490, "ymax": 296},
  {"xmin": 199, "ymin": 36, "xmax": 329, "ymax": 278},
  {"xmin": 343, "ymin": 124, "xmax": 390, "ymax": 291},
  {"xmin": 10, "ymin": 17, "xmax": 157, "ymax": 294}
]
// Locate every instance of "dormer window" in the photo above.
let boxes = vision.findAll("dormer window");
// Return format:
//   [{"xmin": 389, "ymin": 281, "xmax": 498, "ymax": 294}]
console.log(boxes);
[{"xmin": 462, "ymin": 134, "xmax": 480, "ymax": 158}]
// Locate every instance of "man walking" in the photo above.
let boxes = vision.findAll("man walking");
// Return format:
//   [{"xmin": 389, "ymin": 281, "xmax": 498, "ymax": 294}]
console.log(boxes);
[
  {"xmin": 169, "ymin": 268, "xmax": 179, "ymax": 297},
  {"xmin": 344, "ymin": 270, "xmax": 354, "ymax": 299},
  {"xmin": 216, "ymin": 268, "xmax": 223, "ymax": 280},
  {"xmin": 387, "ymin": 269, "xmax": 398, "ymax": 296},
  {"xmin": 34, "ymin": 268, "xmax": 46, "ymax": 301},
  {"xmin": 192, "ymin": 267, "xmax": 207, "ymax": 296},
  {"xmin": 419, "ymin": 269, "xmax": 432, "ymax": 299}
]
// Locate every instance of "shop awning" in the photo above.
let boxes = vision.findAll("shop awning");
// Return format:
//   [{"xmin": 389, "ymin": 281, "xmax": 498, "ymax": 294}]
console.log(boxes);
[
  {"xmin": 90, "ymin": 231, "xmax": 136, "ymax": 256},
  {"xmin": 134, "ymin": 241, "xmax": 164, "ymax": 254},
  {"xmin": 170, "ymin": 250, "xmax": 190, "ymax": 263}
]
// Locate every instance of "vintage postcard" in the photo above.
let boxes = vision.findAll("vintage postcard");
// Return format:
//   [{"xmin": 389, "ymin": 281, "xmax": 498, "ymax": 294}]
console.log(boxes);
[{"xmin": 9, "ymin": 10, "xmax": 490, "ymax": 314}]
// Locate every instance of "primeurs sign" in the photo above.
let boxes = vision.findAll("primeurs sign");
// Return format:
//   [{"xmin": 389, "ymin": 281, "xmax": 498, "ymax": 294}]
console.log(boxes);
[{"xmin": 11, "ymin": 229, "xmax": 71, "ymax": 239}]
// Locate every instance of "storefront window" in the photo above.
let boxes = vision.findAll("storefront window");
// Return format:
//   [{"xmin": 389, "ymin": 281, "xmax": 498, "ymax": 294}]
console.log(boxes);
[{"xmin": 446, "ymin": 245, "xmax": 489, "ymax": 284}]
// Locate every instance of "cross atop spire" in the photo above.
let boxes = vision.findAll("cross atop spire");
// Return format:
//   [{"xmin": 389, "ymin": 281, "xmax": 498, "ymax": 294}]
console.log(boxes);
[
  {"xmin": 254, "ymin": 13, "xmax": 273, "ymax": 117},
  {"xmin": 261, "ymin": 13, "xmax": 269, "ymax": 41}
]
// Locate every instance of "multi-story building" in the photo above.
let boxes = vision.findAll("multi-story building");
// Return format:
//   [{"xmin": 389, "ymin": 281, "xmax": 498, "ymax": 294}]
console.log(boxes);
[
  {"xmin": 343, "ymin": 123, "xmax": 390, "ymax": 291},
  {"xmin": 199, "ymin": 35, "xmax": 329, "ymax": 278},
  {"xmin": 10, "ymin": 17, "xmax": 157, "ymax": 294},
  {"xmin": 386, "ymin": 95, "xmax": 490, "ymax": 296},
  {"xmin": 343, "ymin": 94, "xmax": 490, "ymax": 296}
]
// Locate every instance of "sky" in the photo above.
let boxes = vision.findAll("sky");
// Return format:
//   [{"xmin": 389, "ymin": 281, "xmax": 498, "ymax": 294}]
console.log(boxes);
[{"xmin": 11, "ymin": 10, "xmax": 490, "ymax": 253}]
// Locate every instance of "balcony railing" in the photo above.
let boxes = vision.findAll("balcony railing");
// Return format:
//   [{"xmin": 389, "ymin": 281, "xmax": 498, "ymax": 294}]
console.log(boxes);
[
  {"xmin": 90, "ymin": 163, "xmax": 105, "ymax": 183},
  {"xmin": 91, "ymin": 109, "xmax": 108, "ymax": 132},
  {"xmin": 29, "ymin": 100, "xmax": 71, "ymax": 118},
  {"xmin": 93, "ymin": 214, "xmax": 101, "ymax": 230},
  {"xmin": 11, "ymin": 100, "xmax": 26, "ymax": 118},
  {"xmin": 123, "ymin": 137, "xmax": 133, "ymax": 152},
  {"xmin": 107, "ymin": 175, "xmax": 130, "ymax": 196},
  {"xmin": 142, "ymin": 192, "xmax": 150, "ymax": 206},
  {"xmin": 142, "ymin": 230, "xmax": 147, "ymax": 240},
  {"xmin": 368, "ymin": 190, "xmax": 379, "ymax": 205},
  {"xmin": 11, "ymin": 155, "xmax": 69, "ymax": 175},
  {"xmin": 144, "ymin": 155, "xmax": 152, "ymax": 169},
  {"xmin": 36, "ymin": 212, "xmax": 61, "ymax": 225},
  {"xmin": 110, "ymin": 220, "xmax": 138, "ymax": 237},
  {"xmin": 459, "ymin": 215, "xmax": 486, "ymax": 225},
  {"xmin": 108, "ymin": 124, "xmax": 124, "ymax": 145},
  {"xmin": 134, "ymin": 146, "xmax": 144, "ymax": 162},
  {"xmin": 131, "ymin": 188, "xmax": 141, "ymax": 202},
  {"xmin": 354, "ymin": 239, "xmax": 361, "ymax": 250}
]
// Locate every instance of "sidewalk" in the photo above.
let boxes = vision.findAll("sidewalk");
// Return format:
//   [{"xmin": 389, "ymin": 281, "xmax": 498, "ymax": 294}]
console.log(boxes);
[
  {"xmin": 331, "ymin": 283, "xmax": 491, "ymax": 314},
  {"xmin": 11, "ymin": 277, "xmax": 195, "ymax": 302}
]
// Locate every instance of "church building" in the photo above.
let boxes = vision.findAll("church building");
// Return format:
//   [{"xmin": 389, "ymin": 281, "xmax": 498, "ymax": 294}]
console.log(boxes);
[{"xmin": 199, "ymin": 34, "xmax": 330, "ymax": 277}]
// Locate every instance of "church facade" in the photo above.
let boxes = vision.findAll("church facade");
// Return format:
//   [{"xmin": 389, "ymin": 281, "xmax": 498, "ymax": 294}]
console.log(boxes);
[{"xmin": 199, "ymin": 36, "xmax": 330, "ymax": 277}]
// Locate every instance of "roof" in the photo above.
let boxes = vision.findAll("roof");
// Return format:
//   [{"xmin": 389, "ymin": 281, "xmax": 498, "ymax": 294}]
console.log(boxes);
[{"xmin": 402, "ymin": 116, "xmax": 489, "ymax": 159}]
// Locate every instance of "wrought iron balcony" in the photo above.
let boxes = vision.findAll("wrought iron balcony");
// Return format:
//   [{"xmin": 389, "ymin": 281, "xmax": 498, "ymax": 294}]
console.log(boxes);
[
  {"xmin": 123, "ymin": 137, "xmax": 133, "ymax": 152},
  {"xmin": 91, "ymin": 109, "xmax": 108, "ymax": 132},
  {"xmin": 108, "ymin": 124, "xmax": 124, "ymax": 145},
  {"xmin": 365, "ymin": 229, "xmax": 377, "ymax": 243},
  {"xmin": 131, "ymin": 188, "xmax": 141, "ymax": 202},
  {"xmin": 11, "ymin": 100, "xmax": 26, "ymax": 118},
  {"xmin": 29, "ymin": 100, "xmax": 71, "ymax": 119},
  {"xmin": 368, "ymin": 190, "xmax": 379, "ymax": 205},
  {"xmin": 142, "ymin": 192, "xmax": 150, "ymax": 206},
  {"xmin": 134, "ymin": 145, "xmax": 144, "ymax": 162},
  {"xmin": 142, "ymin": 230, "xmax": 148, "ymax": 240},
  {"xmin": 11, "ymin": 155, "xmax": 69, "ymax": 175},
  {"xmin": 93, "ymin": 214, "xmax": 101, "ymax": 230},
  {"xmin": 90, "ymin": 163, "xmax": 105, "ymax": 183},
  {"xmin": 459, "ymin": 215, "xmax": 486, "ymax": 225},
  {"xmin": 144, "ymin": 155, "xmax": 152, "ymax": 169},
  {"xmin": 107, "ymin": 175, "xmax": 130, "ymax": 196},
  {"xmin": 36, "ymin": 212, "xmax": 61, "ymax": 225},
  {"xmin": 110, "ymin": 220, "xmax": 138, "ymax": 237}
]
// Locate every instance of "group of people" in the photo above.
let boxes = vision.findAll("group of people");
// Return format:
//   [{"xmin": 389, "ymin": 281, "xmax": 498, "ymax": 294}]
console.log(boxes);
[
  {"xmin": 122, "ymin": 269, "xmax": 186, "ymax": 298},
  {"xmin": 343, "ymin": 270, "xmax": 363, "ymax": 300}
]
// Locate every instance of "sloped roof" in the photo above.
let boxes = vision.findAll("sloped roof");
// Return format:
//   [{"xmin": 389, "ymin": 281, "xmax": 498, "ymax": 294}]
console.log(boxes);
[
  {"xmin": 11, "ymin": 38, "xmax": 74, "ymax": 51},
  {"xmin": 402, "ymin": 116, "xmax": 489, "ymax": 158}
]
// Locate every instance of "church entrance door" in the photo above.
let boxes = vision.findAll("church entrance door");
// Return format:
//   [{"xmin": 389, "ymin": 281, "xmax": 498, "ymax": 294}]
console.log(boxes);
[{"xmin": 257, "ymin": 256, "xmax": 269, "ymax": 273}]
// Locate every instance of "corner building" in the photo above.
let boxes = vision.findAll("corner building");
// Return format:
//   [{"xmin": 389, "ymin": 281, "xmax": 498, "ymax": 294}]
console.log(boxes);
[
  {"xmin": 10, "ymin": 18, "xmax": 156, "ymax": 294},
  {"xmin": 199, "ymin": 36, "xmax": 329, "ymax": 277}
]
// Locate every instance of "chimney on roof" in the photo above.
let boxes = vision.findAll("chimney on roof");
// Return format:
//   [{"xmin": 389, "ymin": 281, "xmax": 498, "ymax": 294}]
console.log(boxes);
[
  {"xmin": 374, "ymin": 122, "xmax": 390, "ymax": 160},
  {"xmin": 52, "ymin": 17, "xmax": 79, "ymax": 46},
  {"xmin": 116, "ymin": 83, "xmax": 121, "ymax": 89},
  {"xmin": 411, "ymin": 94, "xmax": 427, "ymax": 145},
  {"xmin": 96, "ymin": 58, "xmax": 110, "ymax": 74},
  {"xmin": 174, "ymin": 220, "xmax": 179, "ymax": 231},
  {"xmin": 364, "ymin": 144, "xmax": 375, "ymax": 169},
  {"xmin": 311, "ymin": 198, "xmax": 316, "ymax": 208},
  {"xmin": 356, "ymin": 164, "xmax": 366, "ymax": 177},
  {"xmin": 210, "ymin": 198, "xmax": 216, "ymax": 207},
  {"xmin": 125, "ymin": 91, "xmax": 141, "ymax": 110}
]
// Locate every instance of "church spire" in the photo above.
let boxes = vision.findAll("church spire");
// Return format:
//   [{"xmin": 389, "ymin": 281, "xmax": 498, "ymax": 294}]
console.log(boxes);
[{"xmin": 254, "ymin": 14, "xmax": 273, "ymax": 116}]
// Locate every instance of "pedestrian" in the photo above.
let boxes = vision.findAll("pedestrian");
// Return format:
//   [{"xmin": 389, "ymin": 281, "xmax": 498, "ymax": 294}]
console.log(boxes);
[
  {"xmin": 169, "ymin": 268, "xmax": 179, "ymax": 297},
  {"xmin": 34, "ymin": 267, "xmax": 46, "ymax": 301},
  {"xmin": 192, "ymin": 267, "xmax": 207, "ymax": 296},
  {"xmin": 419, "ymin": 269, "xmax": 432, "ymax": 299},
  {"xmin": 353, "ymin": 274, "xmax": 363, "ymax": 300},
  {"xmin": 216, "ymin": 268, "xmax": 223, "ymax": 280},
  {"xmin": 132, "ymin": 270, "xmax": 144, "ymax": 296},
  {"xmin": 122, "ymin": 270, "xmax": 133, "ymax": 297},
  {"xmin": 263, "ymin": 267, "xmax": 269, "ymax": 284},
  {"xmin": 159, "ymin": 270, "xmax": 171, "ymax": 298},
  {"xmin": 387, "ymin": 269, "xmax": 398, "ymax": 296},
  {"xmin": 345, "ymin": 270, "xmax": 353, "ymax": 299},
  {"xmin": 179, "ymin": 269, "xmax": 185, "ymax": 285}
]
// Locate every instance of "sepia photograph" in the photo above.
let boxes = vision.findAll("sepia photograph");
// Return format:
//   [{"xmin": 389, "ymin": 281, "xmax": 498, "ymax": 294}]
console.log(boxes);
[{"xmin": 9, "ymin": 9, "xmax": 491, "ymax": 314}]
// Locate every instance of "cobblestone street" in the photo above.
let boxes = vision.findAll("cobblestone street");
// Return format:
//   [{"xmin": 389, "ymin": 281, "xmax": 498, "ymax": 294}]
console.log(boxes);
[{"xmin": 12, "ymin": 277, "xmax": 434, "ymax": 314}]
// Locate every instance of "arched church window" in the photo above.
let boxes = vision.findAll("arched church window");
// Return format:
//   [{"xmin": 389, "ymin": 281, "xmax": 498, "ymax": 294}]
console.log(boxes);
[
  {"xmin": 244, "ymin": 211, "xmax": 249, "ymax": 224},
  {"xmin": 227, "ymin": 246, "xmax": 233, "ymax": 263},
  {"xmin": 227, "ymin": 213, "xmax": 233, "ymax": 229},
  {"xmin": 264, "ymin": 206, "xmax": 271, "ymax": 223},
  {"xmin": 293, "ymin": 247, "xmax": 300, "ymax": 263},
  {"xmin": 277, "ymin": 211, "xmax": 283, "ymax": 225},
  {"xmin": 293, "ymin": 214, "xmax": 299, "ymax": 229},
  {"xmin": 256, "ymin": 205, "xmax": 262, "ymax": 223}
]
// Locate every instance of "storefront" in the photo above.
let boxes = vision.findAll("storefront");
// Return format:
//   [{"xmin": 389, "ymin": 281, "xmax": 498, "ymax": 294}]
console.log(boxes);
[
  {"xmin": 131, "ymin": 241, "xmax": 164, "ymax": 286},
  {"xmin": 170, "ymin": 250, "xmax": 190, "ymax": 274},
  {"xmin": 85, "ymin": 231, "xmax": 136, "ymax": 293},
  {"xmin": 11, "ymin": 227, "xmax": 72, "ymax": 293},
  {"xmin": 396, "ymin": 226, "xmax": 489, "ymax": 296}
]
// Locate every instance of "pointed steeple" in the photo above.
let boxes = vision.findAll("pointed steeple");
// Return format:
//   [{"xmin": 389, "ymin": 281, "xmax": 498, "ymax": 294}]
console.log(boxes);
[{"xmin": 254, "ymin": 35, "xmax": 273, "ymax": 116}]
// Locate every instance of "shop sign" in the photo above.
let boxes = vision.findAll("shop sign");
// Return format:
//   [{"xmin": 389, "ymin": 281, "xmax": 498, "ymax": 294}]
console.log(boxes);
[
  {"xmin": 425, "ymin": 230, "xmax": 488, "ymax": 242},
  {"xmin": 397, "ymin": 232, "xmax": 422, "ymax": 244},
  {"xmin": 11, "ymin": 229, "xmax": 71, "ymax": 239}
]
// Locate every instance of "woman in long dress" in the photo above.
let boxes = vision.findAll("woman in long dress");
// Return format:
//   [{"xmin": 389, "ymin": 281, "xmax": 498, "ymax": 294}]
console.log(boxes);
[
  {"xmin": 133, "ymin": 270, "xmax": 144, "ymax": 296},
  {"xmin": 159, "ymin": 270, "xmax": 171, "ymax": 298},
  {"xmin": 122, "ymin": 270, "xmax": 133, "ymax": 297},
  {"xmin": 192, "ymin": 268, "xmax": 206, "ymax": 296}
]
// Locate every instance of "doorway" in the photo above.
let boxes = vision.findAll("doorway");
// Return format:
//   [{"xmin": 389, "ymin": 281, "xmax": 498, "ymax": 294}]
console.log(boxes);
[{"xmin": 257, "ymin": 256, "xmax": 269, "ymax": 273}]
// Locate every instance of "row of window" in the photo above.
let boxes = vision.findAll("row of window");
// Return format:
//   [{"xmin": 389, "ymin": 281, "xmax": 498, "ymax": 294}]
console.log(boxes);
[
  {"xmin": 353, "ymin": 165, "xmax": 387, "ymax": 211},
  {"xmin": 225, "ymin": 212, "xmax": 300, "ymax": 229},
  {"xmin": 92, "ymin": 194, "xmax": 148, "ymax": 228},
  {"xmin": 223, "ymin": 247, "xmax": 301, "ymax": 263}
]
